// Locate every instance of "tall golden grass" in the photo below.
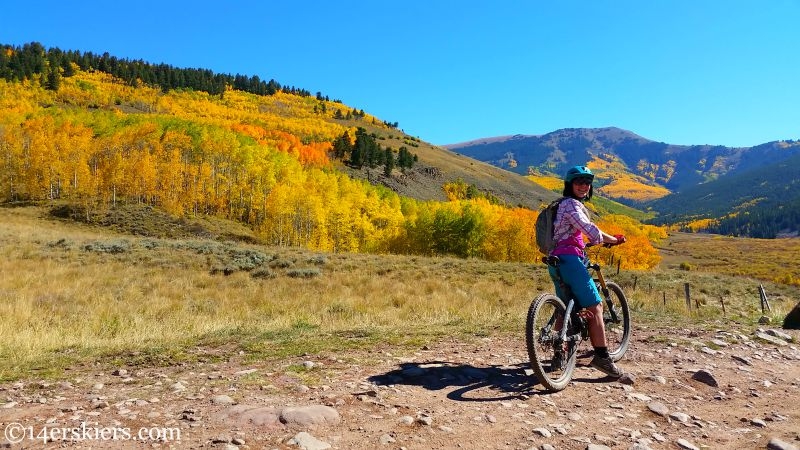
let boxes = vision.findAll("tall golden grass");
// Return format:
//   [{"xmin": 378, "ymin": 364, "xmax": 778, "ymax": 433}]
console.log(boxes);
[
  {"xmin": 1, "ymin": 206, "xmax": 797, "ymax": 381},
  {"xmin": 0, "ymin": 206, "xmax": 538, "ymax": 379}
]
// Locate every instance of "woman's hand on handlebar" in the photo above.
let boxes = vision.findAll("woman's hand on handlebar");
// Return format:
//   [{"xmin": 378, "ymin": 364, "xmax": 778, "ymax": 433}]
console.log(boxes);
[{"xmin": 603, "ymin": 234, "xmax": 626, "ymax": 248}]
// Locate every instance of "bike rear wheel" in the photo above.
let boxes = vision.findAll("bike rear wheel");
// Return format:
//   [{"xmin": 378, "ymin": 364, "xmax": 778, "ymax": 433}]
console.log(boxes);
[
  {"xmin": 525, "ymin": 293, "xmax": 577, "ymax": 392},
  {"xmin": 603, "ymin": 281, "xmax": 631, "ymax": 361}
]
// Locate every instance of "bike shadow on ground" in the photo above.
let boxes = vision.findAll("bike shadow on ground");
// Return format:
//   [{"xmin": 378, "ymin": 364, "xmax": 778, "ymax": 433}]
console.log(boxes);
[{"xmin": 367, "ymin": 359, "xmax": 612, "ymax": 402}]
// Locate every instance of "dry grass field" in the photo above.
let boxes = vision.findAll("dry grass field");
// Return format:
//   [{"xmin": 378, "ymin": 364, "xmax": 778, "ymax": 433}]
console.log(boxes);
[
  {"xmin": 657, "ymin": 231, "xmax": 800, "ymax": 286},
  {"xmin": 1, "ymin": 205, "xmax": 798, "ymax": 382}
]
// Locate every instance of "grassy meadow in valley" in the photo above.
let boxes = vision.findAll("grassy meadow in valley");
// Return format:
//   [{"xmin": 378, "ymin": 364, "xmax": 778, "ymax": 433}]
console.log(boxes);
[
  {"xmin": 2, "ymin": 205, "xmax": 797, "ymax": 382},
  {"xmin": 658, "ymin": 232, "xmax": 800, "ymax": 286}
]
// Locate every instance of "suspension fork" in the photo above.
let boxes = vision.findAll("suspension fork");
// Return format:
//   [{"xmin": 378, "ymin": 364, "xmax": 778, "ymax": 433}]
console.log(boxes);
[{"xmin": 560, "ymin": 299, "xmax": 575, "ymax": 343}]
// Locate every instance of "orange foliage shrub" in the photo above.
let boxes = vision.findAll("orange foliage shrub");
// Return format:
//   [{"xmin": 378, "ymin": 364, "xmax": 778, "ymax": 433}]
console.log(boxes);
[{"xmin": 231, "ymin": 125, "xmax": 331, "ymax": 167}]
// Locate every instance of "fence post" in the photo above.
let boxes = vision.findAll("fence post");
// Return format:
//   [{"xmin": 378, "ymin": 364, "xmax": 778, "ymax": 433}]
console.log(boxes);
[
  {"xmin": 684, "ymin": 283, "xmax": 691, "ymax": 311},
  {"xmin": 719, "ymin": 297, "xmax": 726, "ymax": 316},
  {"xmin": 758, "ymin": 284, "xmax": 772, "ymax": 313},
  {"xmin": 663, "ymin": 292, "xmax": 666, "ymax": 307},
  {"xmin": 633, "ymin": 276, "xmax": 638, "ymax": 291},
  {"xmin": 616, "ymin": 260, "xmax": 621, "ymax": 275}
]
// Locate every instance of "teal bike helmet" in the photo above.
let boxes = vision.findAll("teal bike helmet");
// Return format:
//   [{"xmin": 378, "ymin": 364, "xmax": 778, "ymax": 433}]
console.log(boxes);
[{"xmin": 564, "ymin": 165, "xmax": 594, "ymax": 183}]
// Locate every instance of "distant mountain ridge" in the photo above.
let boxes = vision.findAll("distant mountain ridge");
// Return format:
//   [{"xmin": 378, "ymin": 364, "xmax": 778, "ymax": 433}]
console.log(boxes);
[
  {"xmin": 446, "ymin": 127, "xmax": 800, "ymax": 194},
  {"xmin": 446, "ymin": 127, "xmax": 800, "ymax": 237},
  {"xmin": 446, "ymin": 134, "xmax": 542, "ymax": 148}
]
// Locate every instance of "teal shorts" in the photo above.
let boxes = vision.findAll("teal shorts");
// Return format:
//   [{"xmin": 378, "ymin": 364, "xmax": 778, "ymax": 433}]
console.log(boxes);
[{"xmin": 547, "ymin": 254, "xmax": 602, "ymax": 308}]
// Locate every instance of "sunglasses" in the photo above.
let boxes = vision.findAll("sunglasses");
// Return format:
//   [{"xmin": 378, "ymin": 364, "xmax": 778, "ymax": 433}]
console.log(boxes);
[{"xmin": 572, "ymin": 178, "xmax": 592, "ymax": 186}]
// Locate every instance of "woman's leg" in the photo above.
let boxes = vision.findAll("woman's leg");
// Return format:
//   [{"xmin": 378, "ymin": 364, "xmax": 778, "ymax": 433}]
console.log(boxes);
[{"xmin": 585, "ymin": 302, "xmax": 606, "ymax": 348}]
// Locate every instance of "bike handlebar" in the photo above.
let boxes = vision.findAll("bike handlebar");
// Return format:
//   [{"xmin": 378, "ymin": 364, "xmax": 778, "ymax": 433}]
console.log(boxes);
[
  {"xmin": 588, "ymin": 236, "xmax": 626, "ymax": 249},
  {"xmin": 586, "ymin": 242, "xmax": 622, "ymax": 249}
]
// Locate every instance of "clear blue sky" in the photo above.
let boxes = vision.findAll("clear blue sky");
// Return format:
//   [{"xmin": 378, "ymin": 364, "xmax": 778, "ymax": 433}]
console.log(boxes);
[{"xmin": 2, "ymin": 1, "xmax": 799, "ymax": 147}]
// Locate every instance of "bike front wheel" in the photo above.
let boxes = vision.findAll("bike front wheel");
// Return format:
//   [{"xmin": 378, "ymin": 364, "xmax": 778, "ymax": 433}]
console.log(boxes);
[
  {"xmin": 525, "ymin": 293, "xmax": 577, "ymax": 392},
  {"xmin": 603, "ymin": 281, "xmax": 631, "ymax": 361}
]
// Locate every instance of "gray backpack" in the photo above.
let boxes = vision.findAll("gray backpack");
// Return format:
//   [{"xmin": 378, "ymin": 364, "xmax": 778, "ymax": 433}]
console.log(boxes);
[{"xmin": 535, "ymin": 197, "xmax": 565, "ymax": 255}]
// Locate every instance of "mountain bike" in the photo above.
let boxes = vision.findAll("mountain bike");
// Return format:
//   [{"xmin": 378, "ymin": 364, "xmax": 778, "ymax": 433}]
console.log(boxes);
[{"xmin": 525, "ymin": 245, "xmax": 631, "ymax": 391}]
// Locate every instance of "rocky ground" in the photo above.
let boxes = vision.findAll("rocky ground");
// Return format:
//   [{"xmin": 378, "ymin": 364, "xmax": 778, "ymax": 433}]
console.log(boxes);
[{"xmin": 1, "ymin": 325, "xmax": 799, "ymax": 450}]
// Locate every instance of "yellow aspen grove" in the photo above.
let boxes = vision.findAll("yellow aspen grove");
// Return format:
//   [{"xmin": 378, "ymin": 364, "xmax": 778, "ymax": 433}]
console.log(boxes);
[
  {"xmin": 91, "ymin": 137, "xmax": 113, "ymax": 206},
  {"xmin": 0, "ymin": 67, "xmax": 667, "ymax": 269},
  {"xmin": 131, "ymin": 148, "xmax": 158, "ymax": 204},
  {"xmin": 482, "ymin": 204, "xmax": 538, "ymax": 262},
  {"xmin": 327, "ymin": 202, "xmax": 357, "ymax": 253},
  {"xmin": 19, "ymin": 116, "xmax": 58, "ymax": 200},
  {"xmin": 158, "ymin": 130, "xmax": 193, "ymax": 215},
  {"xmin": 296, "ymin": 180, "xmax": 327, "ymax": 249},
  {"xmin": 111, "ymin": 123, "xmax": 160, "ymax": 205},
  {"xmin": 443, "ymin": 179, "xmax": 469, "ymax": 201},
  {"xmin": 262, "ymin": 183, "xmax": 297, "ymax": 247},
  {"xmin": 195, "ymin": 162, "xmax": 215, "ymax": 215},
  {"xmin": 368, "ymin": 192, "xmax": 405, "ymax": 252},
  {"xmin": 0, "ymin": 118, "xmax": 24, "ymax": 202},
  {"xmin": 322, "ymin": 174, "xmax": 360, "ymax": 253},
  {"xmin": 1, "ymin": 79, "xmax": 39, "ymax": 118},
  {"xmin": 526, "ymin": 175, "xmax": 563, "ymax": 192},
  {"xmin": 53, "ymin": 122, "xmax": 93, "ymax": 199}
]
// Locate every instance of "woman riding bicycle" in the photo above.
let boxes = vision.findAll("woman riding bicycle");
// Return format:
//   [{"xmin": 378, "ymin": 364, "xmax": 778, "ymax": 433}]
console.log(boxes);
[{"xmin": 549, "ymin": 165, "xmax": 626, "ymax": 378}]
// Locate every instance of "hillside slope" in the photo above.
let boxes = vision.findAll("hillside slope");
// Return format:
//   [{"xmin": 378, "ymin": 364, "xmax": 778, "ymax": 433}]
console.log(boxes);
[
  {"xmin": 2, "ymin": 43, "xmax": 586, "ymax": 264},
  {"xmin": 333, "ymin": 121, "xmax": 558, "ymax": 209},
  {"xmin": 0, "ymin": 41, "xmax": 556, "ymax": 211},
  {"xmin": 647, "ymin": 153, "xmax": 800, "ymax": 237}
]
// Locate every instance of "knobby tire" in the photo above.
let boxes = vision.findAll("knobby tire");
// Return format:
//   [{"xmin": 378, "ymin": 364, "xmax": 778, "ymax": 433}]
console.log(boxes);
[{"xmin": 525, "ymin": 293, "xmax": 577, "ymax": 392}]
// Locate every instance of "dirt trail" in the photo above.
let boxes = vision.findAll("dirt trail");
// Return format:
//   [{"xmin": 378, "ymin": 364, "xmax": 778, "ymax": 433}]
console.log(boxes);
[{"xmin": 1, "ymin": 325, "xmax": 799, "ymax": 449}]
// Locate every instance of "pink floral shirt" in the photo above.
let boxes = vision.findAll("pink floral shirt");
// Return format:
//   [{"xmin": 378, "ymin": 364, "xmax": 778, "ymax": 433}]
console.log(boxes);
[{"xmin": 551, "ymin": 198, "xmax": 603, "ymax": 256}]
